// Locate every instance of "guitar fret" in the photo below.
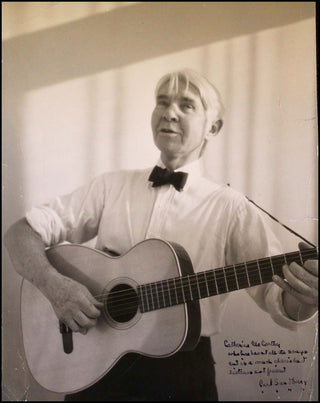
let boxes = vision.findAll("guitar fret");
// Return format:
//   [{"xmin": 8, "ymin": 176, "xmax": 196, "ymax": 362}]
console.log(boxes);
[
  {"xmin": 223, "ymin": 268, "xmax": 229, "ymax": 292},
  {"xmin": 300, "ymin": 249, "xmax": 318, "ymax": 262},
  {"xmin": 161, "ymin": 282, "xmax": 166, "ymax": 307},
  {"xmin": 259, "ymin": 258, "xmax": 273, "ymax": 283},
  {"xmin": 244, "ymin": 261, "xmax": 251, "ymax": 287},
  {"xmin": 180, "ymin": 278, "xmax": 186, "ymax": 303},
  {"xmin": 271, "ymin": 255, "xmax": 286, "ymax": 276},
  {"xmin": 233, "ymin": 265, "xmax": 240, "ymax": 289},
  {"xmin": 213, "ymin": 270, "xmax": 219, "ymax": 294},
  {"xmin": 173, "ymin": 278, "xmax": 179, "ymax": 304},
  {"xmin": 167, "ymin": 279, "xmax": 172, "ymax": 306},
  {"xmin": 215, "ymin": 269, "xmax": 227, "ymax": 294},
  {"xmin": 154, "ymin": 282, "xmax": 160, "ymax": 309},
  {"xmin": 190, "ymin": 276, "xmax": 200, "ymax": 299},
  {"xmin": 157, "ymin": 282, "xmax": 165, "ymax": 309},
  {"xmin": 286, "ymin": 251, "xmax": 301, "ymax": 266},
  {"xmin": 149, "ymin": 284, "xmax": 154, "ymax": 310},
  {"xmin": 150, "ymin": 283, "xmax": 158, "ymax": 310},
  {"xmin": 204, "ymin": 272, "xmax": 210, "ymax": 297},
  {"xmin": 197, "ymin": 273, "xmax": 208, "ymax": 299},
  {"xmin": 235, "ymin": 263, "xmax": 250, "ymax": 289},
  {"xmin": 205, "ymin": 270, "xmax": 217, "ymax": 296},
  {"xmin": 162, "ymin": 281, "xmax": 170, "ymax": 307},
  {"xmin": 144, "ymin": 284, "xmax": 150, "ymax": 311},
  {"xmin": 196, "ymin": 275, "xmax": 201, "ymax": 298},
  {"xmin": 182, "ymin": 277, "xmax": 192, "ymax": 302},
  {"xmin": 246, "ymin": 261, "xmax": 261, "ymax": 286},
  {"xmin": 225, "ymin": 266, "xmax": 238, "ymax": 291},
  {"xmin": 171, "ymin": 278, "xmax": 179, "ymax": 305},
  {"xmin": 175, "ymin": 277, "xmax": 184, "ymax": 304},
  {"xmin": 269, "ymin": 257, "xmax": 275, "ymax": 276},
  {"xmin": 257, "ymin": 260, "xmax": 263, "ymax": 284}
]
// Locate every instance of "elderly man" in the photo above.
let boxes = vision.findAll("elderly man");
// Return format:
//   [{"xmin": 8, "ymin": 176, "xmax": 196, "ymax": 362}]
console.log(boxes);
[{"xmin": 5, "ymin": 69, "xmax": 318, "ymax": 401}]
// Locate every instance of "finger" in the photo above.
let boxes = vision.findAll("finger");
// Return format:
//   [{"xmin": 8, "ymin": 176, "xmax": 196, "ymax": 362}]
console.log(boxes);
[
  {"xmin": 77, "ymin": 325, "xmax": 87, "ymax": 335},
  {"xmin": 81, "ymin": 301, "xmax": 101, "ymax": 319},
  {"xmin": 72, "ymin": 320, "xmax": 87, "ymax": 335},
  {"xmin": 89, "ymin": 294, "xmax": 104, "ymax": 308},
  {"xmin": 74, "ymin": 290, "xmax": 102, "ymax": 317},
  {"xmin": 303, "ymin": 260, "xmax": 319, "ymax": 278},
  {"xmin": 95, "ymin": 300, "xmax": 104, "ymax": 308},
  {"xmin": 282, "ymin": 265, "xmax": 314, "ymax": 295},
  {"xmin": 272, "ymin": 274, "xmax": 315, "ymax": 305},
  {"xmin": 80, "ymin": 299, "xmax": 102, "ymax": 318},
  {"xmin": 81, "ymin": 288, "xmax": 103, "ymax": 308},
  {"xmin": 75, "ymin": 282, "xmax": 103, "ymax": 308},
  {"xmin": 286, "ymin": 262, "xmax": 318, "ymax": 289},
  {"xmin": 298, "ymin": 241, "xmax": 315, "ymax": 251},
  {"xmin": 67, "ymin": 319, "xmax": 81, "ymax": 333},
  {"xmin": 74, "ymin": 311, "xmax": 98, "ymax": 329}
]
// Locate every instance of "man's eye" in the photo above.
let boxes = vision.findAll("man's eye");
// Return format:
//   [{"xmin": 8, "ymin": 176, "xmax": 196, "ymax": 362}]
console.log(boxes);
[
  {"xmin": 182, "ymin": 104, "xmax": 194, "ymax": 110},
  {"xmin": 157, "ymin": 100, "xmax": 168, "ymax": 107}
]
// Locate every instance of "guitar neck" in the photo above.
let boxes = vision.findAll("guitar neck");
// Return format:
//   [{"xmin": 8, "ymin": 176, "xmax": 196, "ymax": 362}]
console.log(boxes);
[{"xmin": 137, "ymin": 247, "xmax": 318, "ymax": 313}]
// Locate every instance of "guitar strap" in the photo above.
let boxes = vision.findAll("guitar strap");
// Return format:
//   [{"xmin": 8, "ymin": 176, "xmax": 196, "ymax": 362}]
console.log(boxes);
[
  {"xmin": 226, "ymin": 183, "xmax": 316, "ymax": 248},
  {"xmin": 246, "ymin": 196, "xmax": 317, "ymax": 249}
]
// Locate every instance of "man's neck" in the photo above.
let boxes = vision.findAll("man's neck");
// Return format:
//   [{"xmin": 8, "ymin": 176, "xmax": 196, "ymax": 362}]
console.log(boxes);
[{"xmin": 160, "ymin": 153, "xmax": 200, "ymax": 172}]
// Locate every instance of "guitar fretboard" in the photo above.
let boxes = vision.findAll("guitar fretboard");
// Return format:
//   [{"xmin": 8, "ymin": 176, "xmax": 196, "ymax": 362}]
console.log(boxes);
[{"xmin": 137, "ymin": 248, "xmax": 318, "ymax": 313}]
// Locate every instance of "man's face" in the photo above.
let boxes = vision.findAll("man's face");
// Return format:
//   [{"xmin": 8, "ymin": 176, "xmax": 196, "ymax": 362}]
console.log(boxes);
[{"xmin": 151, "ymin": 80, "xmax": 212, "ymax": 166}]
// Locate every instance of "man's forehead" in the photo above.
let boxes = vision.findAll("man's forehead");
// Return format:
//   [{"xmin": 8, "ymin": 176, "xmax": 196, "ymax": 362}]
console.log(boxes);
[{"xmin": 157, "ymin": 80, "xmax": 201, "ymax": 100}]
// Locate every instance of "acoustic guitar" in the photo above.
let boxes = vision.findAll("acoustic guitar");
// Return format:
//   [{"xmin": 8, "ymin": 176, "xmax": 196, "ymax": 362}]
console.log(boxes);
[{"xmin": 20, "ymin": 238, "xmax": 317, "ymax": 393}]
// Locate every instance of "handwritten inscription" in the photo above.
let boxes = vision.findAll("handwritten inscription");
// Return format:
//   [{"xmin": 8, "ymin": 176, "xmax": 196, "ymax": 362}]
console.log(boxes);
[{"xmin": 223, "ymin": 339, "xmax": 310, "ymax": 396}]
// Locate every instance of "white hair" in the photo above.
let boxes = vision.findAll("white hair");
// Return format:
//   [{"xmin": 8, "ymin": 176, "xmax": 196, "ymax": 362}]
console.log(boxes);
[{"xmin": 155, "ymin": 68, "xmax": 225, "ymax": 121}]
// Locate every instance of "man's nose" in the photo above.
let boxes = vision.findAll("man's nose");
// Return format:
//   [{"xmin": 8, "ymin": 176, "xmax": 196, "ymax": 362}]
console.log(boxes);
[{"xmin": 163, "ymin": 104, "xmax": 179, "ymax": 121}]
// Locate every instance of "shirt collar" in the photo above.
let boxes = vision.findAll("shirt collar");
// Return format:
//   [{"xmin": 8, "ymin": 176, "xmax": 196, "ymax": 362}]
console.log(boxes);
[
  {"xmin": 158, "ymin": 157, "xmax": 202, "ymax": 173},
  {"xmin": 156, "ymin": 157, "xmax": 204, "ymax": 189}
]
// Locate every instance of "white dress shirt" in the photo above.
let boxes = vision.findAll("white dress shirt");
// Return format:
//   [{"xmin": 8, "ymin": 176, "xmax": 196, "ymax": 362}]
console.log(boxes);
[{"xmin": 26, "ymin": 159, "xmax": 309, "ymax": 335}]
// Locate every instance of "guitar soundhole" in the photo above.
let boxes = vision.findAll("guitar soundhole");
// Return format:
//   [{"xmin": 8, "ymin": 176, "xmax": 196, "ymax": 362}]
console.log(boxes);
[{"xmin": 106, "ymin": 284, "xmax": 139, "ymax": 323}]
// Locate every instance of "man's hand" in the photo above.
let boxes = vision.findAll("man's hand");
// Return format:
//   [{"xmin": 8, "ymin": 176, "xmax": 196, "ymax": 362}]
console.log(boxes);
[
  {"xmin": 44, "ymin": 272, "xmax": 104, "ymax": 334},
  {"xmin": 273, "ymin": 242, "xmax": 318, "ymax": 320},
  {"xmin": 4, "ymin": 218, "xmax": 104, "ymax": 333}
]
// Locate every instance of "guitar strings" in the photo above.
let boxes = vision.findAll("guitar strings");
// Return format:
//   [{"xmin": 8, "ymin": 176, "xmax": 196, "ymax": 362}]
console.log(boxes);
[
  {"xmin": 92, "ymin": 249, "xmax": 317, "ymax": 318},
  {"xmin": 96, "ymin": 262, "xmax": 296, "ymax": 319},
  {"xmin": 94, "ymin": 249, "xmax": 317, "ymax": 302},
  {"xmin": 97, "ymin": 267, "xmax": 315, "ymax": 320}
]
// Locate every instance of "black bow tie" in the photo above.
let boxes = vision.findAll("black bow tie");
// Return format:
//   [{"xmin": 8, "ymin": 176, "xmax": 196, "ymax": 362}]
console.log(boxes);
[{"xmin": 149, "ymin": 166, "xmax": 188, "ymax": 191}]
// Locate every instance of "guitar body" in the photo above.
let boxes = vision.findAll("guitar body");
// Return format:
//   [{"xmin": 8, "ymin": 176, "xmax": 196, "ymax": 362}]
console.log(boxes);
[{"xmin": 20, "ymin": 239, "xmax": 201, "ymax": 394}]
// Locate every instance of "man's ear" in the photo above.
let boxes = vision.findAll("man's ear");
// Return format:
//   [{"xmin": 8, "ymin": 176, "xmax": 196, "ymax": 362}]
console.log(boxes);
[
  {"xmin": 211, "ymin": 119, "xmax": 223, "ymax": 135},
  {"xmin": 205, "ymin": 119, "xmax": 223, "ymax": 139}
]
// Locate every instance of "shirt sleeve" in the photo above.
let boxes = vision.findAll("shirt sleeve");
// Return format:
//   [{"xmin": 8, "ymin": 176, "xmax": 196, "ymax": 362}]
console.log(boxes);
[
  {"xmin": 26, "ymin": 174, "xmax": 106, "ymax": 246},
  {"xmin": 225, "ymin": 196, "xmax": 316, "ymax": 329}
]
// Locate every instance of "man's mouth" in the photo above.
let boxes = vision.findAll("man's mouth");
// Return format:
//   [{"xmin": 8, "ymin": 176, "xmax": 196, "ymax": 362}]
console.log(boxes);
[{"xmin": 159, "ymin": 128, "xmax": 179, "ymax": 134}]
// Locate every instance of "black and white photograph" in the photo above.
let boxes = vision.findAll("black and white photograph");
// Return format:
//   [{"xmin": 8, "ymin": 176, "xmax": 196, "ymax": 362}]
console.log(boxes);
[{"xmin": 2, "ymin": 2, "xmax": 318, "ymax": 401}]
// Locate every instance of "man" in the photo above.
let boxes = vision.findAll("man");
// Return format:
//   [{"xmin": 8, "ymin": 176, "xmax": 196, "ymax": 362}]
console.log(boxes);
[{"xmin": 4, "ymin": 69, "xmax": 318, "ymax": 400}]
